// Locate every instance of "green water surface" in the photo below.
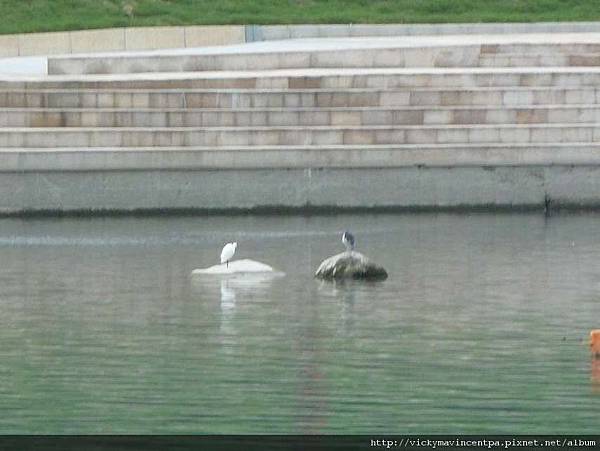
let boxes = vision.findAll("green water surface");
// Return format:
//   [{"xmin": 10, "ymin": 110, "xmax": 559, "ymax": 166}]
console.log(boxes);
[{"xmin": 0, "ymin": 213, "xmax": 597, "ymax": 434}]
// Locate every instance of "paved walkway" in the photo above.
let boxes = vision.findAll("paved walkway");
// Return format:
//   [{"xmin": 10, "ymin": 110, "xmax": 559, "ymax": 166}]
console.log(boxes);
[{"xmin": 0, "ymin": 56, "xmax": 46, "ymax": 75}]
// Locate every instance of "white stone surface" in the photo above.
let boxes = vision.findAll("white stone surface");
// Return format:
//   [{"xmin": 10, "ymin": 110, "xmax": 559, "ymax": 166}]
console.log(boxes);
[
  {"xmin": 191, "ymin": 258, "xmax": 282, "ymax": 275},
  {"xmin": 0, "ymin": 56, "xmax": 47, "ymax": 75}
]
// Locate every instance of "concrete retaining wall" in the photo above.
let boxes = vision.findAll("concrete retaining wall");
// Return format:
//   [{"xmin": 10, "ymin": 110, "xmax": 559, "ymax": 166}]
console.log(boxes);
[
  {"xmin": 248, "ymin": 22, "xmax": 600, "ymax": 41},
  {"xmin": 3, "ymin": 145, "xmax": 600, "ymax": 171},
  {"xmin": 5, "ymin": 22, "xmax": 600, "ymax": 57},
  {"xmin": 0, "ymin": 165, "xmax": 597, "ymax": 214},
  {"xmin": 0, "ymin": 26, "xmax": 245, "ymax": 57}
]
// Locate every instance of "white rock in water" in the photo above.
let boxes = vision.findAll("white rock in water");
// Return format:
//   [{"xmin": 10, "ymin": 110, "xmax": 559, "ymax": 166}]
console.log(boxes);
[
  {"xmin": 315, "ymin": 251, "xmax": 387, "ymax": 281},
  {"xmin": 192, "ymin": 258, "xmax": 281, "ymax": 275}
]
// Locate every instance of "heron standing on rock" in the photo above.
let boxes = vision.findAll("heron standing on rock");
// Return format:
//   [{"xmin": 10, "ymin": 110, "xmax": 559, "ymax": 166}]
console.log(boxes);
[
  {"xmin": 220, "ymin": 242, "xmax": 237, "ymax": 267},
  {"xmin": 342, "ymin": 231, "xmax": 355, "ymax": 253}
]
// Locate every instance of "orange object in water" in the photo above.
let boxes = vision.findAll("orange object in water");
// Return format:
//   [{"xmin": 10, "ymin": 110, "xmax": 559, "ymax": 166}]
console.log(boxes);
[
  {"xmin": 591, "ymin": 330, "xmax": 600, "ymax": 357},
  {"xmin": 592, "ymin": 359, "xmax": 600, "ymax": 394}
]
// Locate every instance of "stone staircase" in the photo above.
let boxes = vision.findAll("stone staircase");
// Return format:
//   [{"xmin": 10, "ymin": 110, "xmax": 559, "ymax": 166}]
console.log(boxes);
[{"xmin": 3, "ymin": 35, "xmax": 600, "ymax": 212}]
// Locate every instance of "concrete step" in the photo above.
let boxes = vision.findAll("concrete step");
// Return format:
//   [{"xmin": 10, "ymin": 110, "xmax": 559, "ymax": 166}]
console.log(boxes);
[
  {"xmin": 5, "ymin": 67, "xmax": 600, "ymax": 90},
  {"xmin": 0, "ymin": 87, "xmax": 598, "ymax": 108},
  {"xmin": 0, "ymin": 88, "xmax": 414, "ymax": 108},
  {"xmin": 47, "ymin": 41, "xmax": 600, "ymax": 75},
  {"xmin": 479, "ymin": 53, "xmax": 600, "ymax": 67},
  {"xmin": 2, "ymin": 143, "xmax": 600, "ymax": 171},
  {"xmin": 2, "ymin": 124, "xmax": 600, "ymax": 147},
  {"xmin": 4, "ymin": 105, "xmax": 600, "ymax": 127},
  {"xmin": 481, "ymin": 43, "xmax": 600, "ymax": 54}
]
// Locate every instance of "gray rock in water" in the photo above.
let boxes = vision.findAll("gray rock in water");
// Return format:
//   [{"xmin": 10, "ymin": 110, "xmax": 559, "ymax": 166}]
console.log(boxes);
[{"xmin": 315, "ymin": 251, "xmax": 388, "ymax": 281}]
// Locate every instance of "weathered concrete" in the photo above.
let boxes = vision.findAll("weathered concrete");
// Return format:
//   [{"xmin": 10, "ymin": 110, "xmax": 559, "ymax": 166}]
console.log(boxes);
[
  {"xmin": 0, "ymin": 35, "xmax": 19, "ymax": 58},
  {"xmin": 1, "ymin": 165, "xmax": 599, "ymax": 214},
  {"xmin": 4, "ymin": 22, "xmax": 600, "ymax": 58},
  {"xmin": 2, "ymin": 87, "xmax": 599, "ymax": 109},
  {"xmin": 185, "ymin": 26, "xmax": 246, "ymax": 48},
  {"xmin": 18, "ymin": 32, "xmax": 71, "ymax": 57},
  {"xmin": 4, "ymin": 33, "xmax": 600, "ymax": 214},
  {"xmin": 70, "ymin": 29, "xmax": 126, "ymax": 54},
  {"xmin": 6, "ymin": 67, "xmax": 600, "ymax": 90},
  {"xmin": 1, "ymin": 124, "xmax": 598, "ymax": 147},
  {"xmin": 124, "ymin": 27, "xmax": 186, "ymax": 51},
  {"xmin": 0, "ymin": 26, "xmax": 246, "ymax": 58},
  {"xmin": 44, "ymin": 33, "xmax": 600, "ymax": 75},
  {"xmin": 6, "ymin": 105, "xmax": 600, "ymax": 127},
  {"xmin": 249, "ymin": 23, "xmax": 600, "ymax": 42},
  {"xmin": 3, "ymin": 144, "xmax": 600, "ymax": 172}
]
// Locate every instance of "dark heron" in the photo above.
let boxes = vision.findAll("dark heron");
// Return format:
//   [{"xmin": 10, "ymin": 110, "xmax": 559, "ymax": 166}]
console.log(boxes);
[{"xmin": 342, "ymin": 230, "xmax": 355, "ymax": 252}]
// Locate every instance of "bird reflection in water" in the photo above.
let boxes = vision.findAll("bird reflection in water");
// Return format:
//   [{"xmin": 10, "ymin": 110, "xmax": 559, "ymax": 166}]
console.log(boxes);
[
  {"xmin": 218, "ymin": 278, "xmax": 237, "ymax": 354},
  {"xmin": 191, "ymin": 272, "xmax": 283, "ymax": 352},
  {"xmin": 220, "ymin": 278, "xmax": 236, "ymax": 311}
]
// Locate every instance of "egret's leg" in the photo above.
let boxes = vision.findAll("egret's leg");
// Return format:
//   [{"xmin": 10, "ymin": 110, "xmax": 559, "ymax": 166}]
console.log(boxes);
[{"xmin": 227, "ymin": 260, "xmax": 229, "ymax": 268}]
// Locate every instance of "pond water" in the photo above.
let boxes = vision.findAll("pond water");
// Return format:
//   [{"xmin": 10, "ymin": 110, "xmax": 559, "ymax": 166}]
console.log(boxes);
[{"xmin": 0, "ymin": 212, "xmax": 598, "ymax": 434}]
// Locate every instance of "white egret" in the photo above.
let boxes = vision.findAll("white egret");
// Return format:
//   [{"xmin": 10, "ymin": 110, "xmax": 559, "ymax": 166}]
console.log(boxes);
[
  {"xmin": 220, "ymin": 242, "xmax": 237, "ymax": 267},
  {"xmin": 342, "ymin": 230, "xmax": 355, "ymax": 253}
]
